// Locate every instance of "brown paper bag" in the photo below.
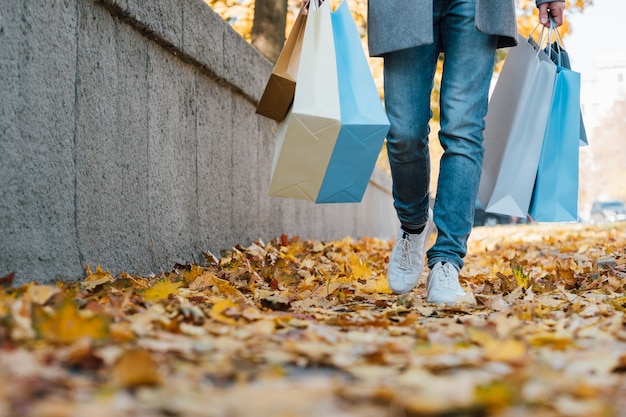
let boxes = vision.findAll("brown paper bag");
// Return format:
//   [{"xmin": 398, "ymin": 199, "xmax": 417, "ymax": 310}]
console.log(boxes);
[{"xmin": 255, "ymin": 6, "xmax": 307, "ymax": 122}]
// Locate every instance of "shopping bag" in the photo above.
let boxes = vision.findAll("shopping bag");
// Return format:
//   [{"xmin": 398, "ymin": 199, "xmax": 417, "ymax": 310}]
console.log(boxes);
[
  {"xmin": 478, "ymin": 32, "xmax": 557, "ymax": 218},
  {"xmin": 255, "ymin": 6, "xmax": 307, "ymax": 122},
  {"xmin": 544, "ymin": 40, "xmax": 588, "ymax": 146},
  {"xmin": 315, "ymin": 1, "xmax": 390, "ymax": 203},
  {"xmin": 529, "ymin": 66, "xmax": 581, "ymax": 222},
  {"xmin": 269, "ymin": 0, "xmax": 342, "ymax": 201}
]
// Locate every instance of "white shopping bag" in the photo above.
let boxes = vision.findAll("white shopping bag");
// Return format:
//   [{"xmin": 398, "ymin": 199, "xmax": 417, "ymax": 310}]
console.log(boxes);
[
  {"xmin": 269, "ymin": 0, "xmax": 342, "ymax": 201},
  {"xmin": 478, "ymin": 33, "xmax": 557, "ymax": 218}
]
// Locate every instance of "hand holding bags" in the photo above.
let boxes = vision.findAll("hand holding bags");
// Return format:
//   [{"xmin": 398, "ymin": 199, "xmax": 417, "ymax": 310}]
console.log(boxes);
[{"xmin": 267, "ymin": 0, "xmax": 390, "ymax": 203}]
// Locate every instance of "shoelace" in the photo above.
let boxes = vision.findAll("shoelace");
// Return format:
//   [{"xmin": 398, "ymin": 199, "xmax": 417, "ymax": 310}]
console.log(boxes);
[
  {"xmin": 428, "ymin": 263, "xmax": 457, "ymax": 291},
  {"xmin": 398, "ymin": 234, "xmax": 414, "ymax": 270},
  {"xmin": 438, "ymin": 264, "xmax": 456, "ymax": 289}
]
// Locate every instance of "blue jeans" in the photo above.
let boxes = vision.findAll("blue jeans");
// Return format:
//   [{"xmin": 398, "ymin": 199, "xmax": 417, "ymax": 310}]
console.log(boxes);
[{"xmin": 383, "ymin": 0, "xmax": 498, "ymax": 270}]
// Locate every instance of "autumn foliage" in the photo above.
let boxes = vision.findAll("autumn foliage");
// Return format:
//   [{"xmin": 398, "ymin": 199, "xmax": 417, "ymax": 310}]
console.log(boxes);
[
  {"xmin": 0, "ymin": 222, "xmax": 625, "ymax": 416},
  {"xmin": 206, "ymin": 0, "xmax": 593, "ymax": 45}
]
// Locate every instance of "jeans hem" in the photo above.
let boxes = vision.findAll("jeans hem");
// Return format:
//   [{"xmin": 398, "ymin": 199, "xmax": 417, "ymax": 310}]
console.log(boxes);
[{"xmin": 428, "ymin": 257, "xmax": 461, "ymax": 272}]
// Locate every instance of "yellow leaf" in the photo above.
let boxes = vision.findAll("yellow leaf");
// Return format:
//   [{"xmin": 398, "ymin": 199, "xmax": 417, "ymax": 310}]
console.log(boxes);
[
  {"xmin": 608, "ymin": 296, "xmax": 626, "ymax": 312},
  {"xmin": 210, "ymin": 299, "xmax": 240, "ymax": 325},
  {"xmin": 182, "ymin": 264, "xmax": 205, "ymax": 283},
  {"xmin": 469, "ymin": 327, "xmax": 527, "ymax": 364},
  {"xmin": 468, "ymin": 327, "xmax": 495, "ymax": 347},
  {"xmin": 527, "ymin": 333, "xmax": 572, "ymax": 350},
  {"xmin": 511, "ymin": 261, "xmax": 529, "ymax": 288},
  {"xmin": 348, "ymin": 255, "xmax": 374, "ymax": 280},
  {"xmin": 476, "ymin": 381, "xmax": 516, "ymax": 411},
  {"xmin": 141, "ymin": 279, "xmax": 183, "ymax": 303},
  {"xmin": 483, "ymin": 338, "xmax": 527, "ymax": 364},
  {"xmin": 32, "ymin": 298, "xmax": 109, "ymax": 344},
  {"xmin": 212, "ymin": 276, "xmax": 245, "ymax": 299},
  {"xmin": 360, "ymin": 274, "xmax": 392, "ymax": 294},
  {"xmin": 81, "ymin": 265, "xmax": 114, "ymax": 291}
]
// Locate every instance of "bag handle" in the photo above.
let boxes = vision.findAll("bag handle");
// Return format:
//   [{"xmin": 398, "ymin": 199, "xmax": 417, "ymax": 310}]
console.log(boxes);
[
  {"xmin": 545, "ymin": 15, "xmax": 567, "ymax": 66},
  {"xmin": 304, "ymin": 0, "xmax": 323, "ymax": 11},
  {"xmin": 529, "ymin": 16, "xmax": 565, "ymax": 66},
  {"xmin": 530, "ymin": 23, "xmax": 549, "ymax": 54}
]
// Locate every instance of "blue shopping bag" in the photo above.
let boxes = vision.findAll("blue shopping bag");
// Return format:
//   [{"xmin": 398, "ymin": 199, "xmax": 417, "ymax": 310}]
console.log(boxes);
[
  {"xmin": 315, "ymin": 0, "xmax": 390, "ymax": 203},
  {"xmin": 544, "ymin": 41, "xmax": 587, "ymax": 146},
  {"xmin": 529, "ymin": 64, "xmax": 581, "ymax": 222}
]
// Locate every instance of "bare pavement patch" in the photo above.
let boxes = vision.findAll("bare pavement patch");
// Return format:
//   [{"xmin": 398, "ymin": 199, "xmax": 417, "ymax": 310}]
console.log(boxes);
[{"xmin": 0, "ymin": 222, "xmax": 625, "ymax": 416}]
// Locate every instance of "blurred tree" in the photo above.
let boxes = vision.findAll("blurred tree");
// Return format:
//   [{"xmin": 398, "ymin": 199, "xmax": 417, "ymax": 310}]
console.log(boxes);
[
  {"xmin": 207, "ymin": 0, "xmax": 255, "ymax": 41},
  {"xmin": 251, "ymin": 0, "xmax": 288, "ymax": 61}
]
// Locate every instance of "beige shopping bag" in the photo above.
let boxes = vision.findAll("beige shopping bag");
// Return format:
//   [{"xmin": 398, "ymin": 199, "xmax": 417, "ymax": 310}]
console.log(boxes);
[
  {"xmin": 269, "ymin": 0, "xmax": 342, "ymax": 201},
  {"xmin": 255, "ymin": 6, "xmax": 307, "ymax": 122}
]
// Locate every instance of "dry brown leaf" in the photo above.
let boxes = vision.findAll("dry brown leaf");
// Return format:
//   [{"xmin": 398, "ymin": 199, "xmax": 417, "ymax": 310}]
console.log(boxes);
[{"xmin": 112, "ymin": 347, "xmax": 162, "ymax": 387}]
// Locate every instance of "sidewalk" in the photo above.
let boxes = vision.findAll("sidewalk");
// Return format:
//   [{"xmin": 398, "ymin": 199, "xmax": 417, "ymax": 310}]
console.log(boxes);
[{"xmin": 0, "ymin": 222, "xmax": 625, "ymax": 416}]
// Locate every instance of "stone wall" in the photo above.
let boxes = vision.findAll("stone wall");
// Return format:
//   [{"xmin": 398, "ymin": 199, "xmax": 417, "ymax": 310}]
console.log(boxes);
[{"xmin": 0, "ymin": 0, "xmax": 397, "ymax": 284}]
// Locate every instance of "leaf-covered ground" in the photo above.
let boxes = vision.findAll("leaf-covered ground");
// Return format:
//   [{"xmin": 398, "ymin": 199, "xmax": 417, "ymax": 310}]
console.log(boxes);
[{"xmin": 1, "ymin": 222, "xmax": 625, "ymax": 417}]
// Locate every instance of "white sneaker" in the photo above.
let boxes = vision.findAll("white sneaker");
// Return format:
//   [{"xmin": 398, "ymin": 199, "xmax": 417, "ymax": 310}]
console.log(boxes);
[
  {"xmin": 426, "ymin": 262, "xmax": 466, "ymax": 304},
  {"xmin": 387, "ymin": 209, "xmax": 435, "ymax": 294}
]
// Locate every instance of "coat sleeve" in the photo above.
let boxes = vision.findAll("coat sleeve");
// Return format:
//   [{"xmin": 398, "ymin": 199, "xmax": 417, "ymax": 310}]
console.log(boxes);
[
  {"xmin": 367, "ymin": 0, "xmax": 433, "ymax": 57},
  {"xmin": 475, "ymin": 0, "xmax": 518, "ymax": 49}
]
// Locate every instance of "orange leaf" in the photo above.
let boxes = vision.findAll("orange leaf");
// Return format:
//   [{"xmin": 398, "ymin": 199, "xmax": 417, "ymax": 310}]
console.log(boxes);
[{"xmin": 113, "ymin": 348, "xmax": 162, "ymax": 388}]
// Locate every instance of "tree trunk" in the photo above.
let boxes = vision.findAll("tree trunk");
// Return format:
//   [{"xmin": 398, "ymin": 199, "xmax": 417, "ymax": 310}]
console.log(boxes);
[{"xmin": 251, "ymin": 0, "xmax": 288, "ymax": 62}]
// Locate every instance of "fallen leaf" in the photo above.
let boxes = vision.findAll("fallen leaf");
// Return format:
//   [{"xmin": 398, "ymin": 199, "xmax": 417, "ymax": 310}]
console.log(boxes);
[
  {"xmin": 81, "ymin": 265, "xmax": 114, "ymax": 291},
  {"xmin": 0, "ymin": 271, "xmax": 15, "ymax": 288},
  {"xmin": 210, "ymin": 299, "xmax": 241, "ymax": 325},
  {"xmin": 140, "ymin": 279, "xmax": 183, "ymax": 303},
  {"xmin": 32, "ymin": 297, "xmax": 110, "ymax": 344},
  {"xmin": 113, "ymin": 348, "xmax": 162, "ymax": 387}
]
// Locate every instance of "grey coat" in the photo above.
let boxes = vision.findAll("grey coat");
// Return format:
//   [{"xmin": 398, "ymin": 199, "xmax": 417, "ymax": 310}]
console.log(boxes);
[{"xmin": 367, "ymin": 0, "xmax": 559, "ymax": 57}]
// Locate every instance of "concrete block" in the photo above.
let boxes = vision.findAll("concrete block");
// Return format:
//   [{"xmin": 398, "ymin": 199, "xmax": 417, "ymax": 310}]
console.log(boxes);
[
  {"xmin": 181, "ymin": 1, "xmax": 225, "ymax": 83},
  {"xmin": 0, "ymin": 0, "xmax": 81, "ymax": 283},
  {"xmin": 230, "ymin": 98, "xmax": 267, "ymax": 245},
  {"xmin": 145, "ymin": 48, "xmax": 202, "ymax": 270},
  {"xmin": 223, "ymin": 21, "xmax": 272, "ymax": 102},
  {"xmin": 74, "ymin": 3, "xmax": 152, "ymax": 275},
  {"xmin": 124, "ymin": 0, "xmax": 183, "ymax": 51},
  {"xmin": 195, "ymin": 77, "xmax": 234, "ymax": 256}
]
